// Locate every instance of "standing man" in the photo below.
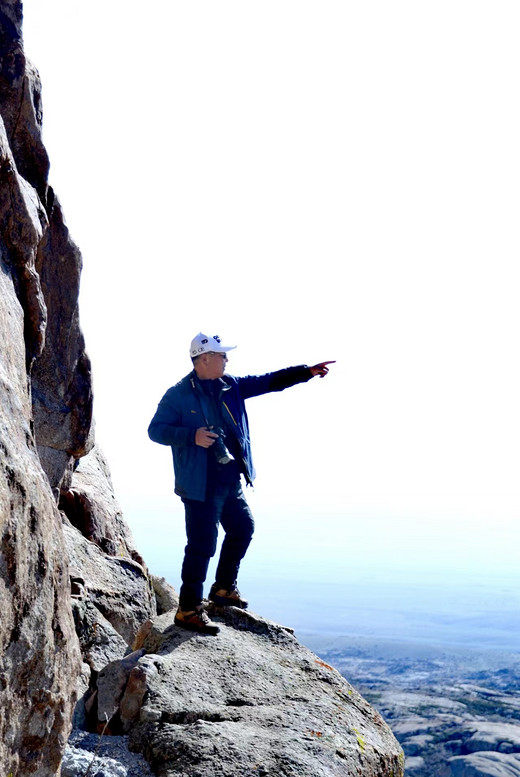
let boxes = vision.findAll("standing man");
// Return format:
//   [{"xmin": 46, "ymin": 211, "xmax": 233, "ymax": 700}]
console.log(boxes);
[{"xmin": 148, "ymin": 333, "xmax": 334, "ymax": 635}]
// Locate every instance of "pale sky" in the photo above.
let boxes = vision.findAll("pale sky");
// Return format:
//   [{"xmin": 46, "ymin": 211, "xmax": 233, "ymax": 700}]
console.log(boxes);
[{"xmin": 22, "ymin": 1, "xmax": 520, "ymax": 590}]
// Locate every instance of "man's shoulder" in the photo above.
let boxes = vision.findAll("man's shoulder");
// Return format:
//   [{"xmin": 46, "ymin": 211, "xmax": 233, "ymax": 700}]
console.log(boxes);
[
  {"xmin": 222, "ymin": 374, "xmax": 239, "ymax": 386},
  {"xmin": 163, "ymin": 372, "xmax": 194, "ymax": 397}
]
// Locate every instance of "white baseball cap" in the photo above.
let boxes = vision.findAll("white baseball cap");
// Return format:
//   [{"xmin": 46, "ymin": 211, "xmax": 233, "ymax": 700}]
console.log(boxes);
[{"xmin": 190, "ymin": 333, "xmax": 237, "ymax": 358}]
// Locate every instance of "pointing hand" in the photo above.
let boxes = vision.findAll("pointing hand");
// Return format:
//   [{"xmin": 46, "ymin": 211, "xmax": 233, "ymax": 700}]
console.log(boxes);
[{"xmin": 309, "ymin": 361, "xmax": 336, "ymax": 378}]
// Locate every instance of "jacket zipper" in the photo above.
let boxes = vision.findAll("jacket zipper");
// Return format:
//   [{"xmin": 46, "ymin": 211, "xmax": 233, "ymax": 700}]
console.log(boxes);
[{"xmin": 222, "ymin": 401, "xmax": 237, "ymax": 426}]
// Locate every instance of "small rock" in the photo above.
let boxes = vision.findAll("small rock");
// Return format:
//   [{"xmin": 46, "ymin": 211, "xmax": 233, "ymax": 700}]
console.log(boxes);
[
  {"xmin": 151, "ymin": 575, "xmax": 179, "ymax": 614},
  {"xmin": 140, "ymin": 705, "xmax": 163, "ymax": 723},
  {"xmin": 97, "ymin": 650, "xmax": 146, "ymax": 727},
  {"xmin": 61, "ymin": 745, "xmax": 128, "ymax": 777}
]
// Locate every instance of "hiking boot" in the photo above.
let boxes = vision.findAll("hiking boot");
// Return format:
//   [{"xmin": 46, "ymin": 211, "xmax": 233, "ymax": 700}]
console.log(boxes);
[
  {"xmin": 209, "ymin": 583, "xmax": 248, "ymax": 609},
  {"xmin": 174, "ymin": 606, "xmax": 220, "ymax": 635}
]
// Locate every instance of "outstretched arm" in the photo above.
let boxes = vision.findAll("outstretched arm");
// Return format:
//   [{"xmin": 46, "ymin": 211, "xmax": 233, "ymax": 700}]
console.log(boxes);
[
  {"xmin": 236, "ymin": 362, "xmax": 335, "ymax": 399},
  {"xmin": 309, "ymin": 361, "xmax": 336, "ymax": 378}
]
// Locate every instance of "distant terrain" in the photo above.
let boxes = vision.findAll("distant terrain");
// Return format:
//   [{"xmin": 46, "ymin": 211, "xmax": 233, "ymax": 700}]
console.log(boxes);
[{"xmin": 303, "ymin": 634, "xmax": 520, "ymax": 777}]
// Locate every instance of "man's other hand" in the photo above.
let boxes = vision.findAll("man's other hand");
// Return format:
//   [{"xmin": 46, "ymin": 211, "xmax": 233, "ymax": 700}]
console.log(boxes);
[
  {"xmin": 310, "ymin": 361, "xmax": 336, "ymax": 378},
  {"xmin": 195, "ymin": 427, "xmax": 219, "ymax": 447}
]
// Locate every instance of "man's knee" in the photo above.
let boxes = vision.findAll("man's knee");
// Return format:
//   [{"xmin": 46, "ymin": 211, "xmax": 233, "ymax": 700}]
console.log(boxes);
[
  {"xmin": 241, "ymin": 508, "xmax": 255, "ymax": 540},
  {"xmin": 184, "ymin": 502, "xmax": 220, "ymax": 556},
  {"xmin": 185, "ymin": 533, "xmax": 218, "ymax": 559},
  {"xmin": 244, "ymin": 518, "xmax": 255, "ymax": 542},
  {"xmin": 223, "ymin": 518, "xmax": 254, "ymax": 545},
  {"xmin": 223, "ymin": 492, "xmax": 254, "ymax": 535}
]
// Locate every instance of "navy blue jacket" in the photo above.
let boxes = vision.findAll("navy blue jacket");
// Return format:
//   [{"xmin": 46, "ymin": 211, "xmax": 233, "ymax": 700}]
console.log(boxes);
[{"xmin": 148, "ymin": 365, "xmax": 312, "ymax": 501}]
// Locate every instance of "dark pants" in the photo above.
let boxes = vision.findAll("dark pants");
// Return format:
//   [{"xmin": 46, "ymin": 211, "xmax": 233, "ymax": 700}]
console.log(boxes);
[{"xmin": 179, "ymin": 470, "xmax": 254, "ymax": 610}]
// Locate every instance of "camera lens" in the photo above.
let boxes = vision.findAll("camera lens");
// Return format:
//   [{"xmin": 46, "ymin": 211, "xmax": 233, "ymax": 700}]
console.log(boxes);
[{"xmin": 212, "ymin": 428, "xmax": 234, "ymax": 465}]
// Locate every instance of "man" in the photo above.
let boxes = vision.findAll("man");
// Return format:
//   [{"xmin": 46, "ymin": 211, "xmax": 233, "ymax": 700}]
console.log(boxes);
[{"xmin": 148, "ymin": 333, "xmax": 334, "ymax": 635}]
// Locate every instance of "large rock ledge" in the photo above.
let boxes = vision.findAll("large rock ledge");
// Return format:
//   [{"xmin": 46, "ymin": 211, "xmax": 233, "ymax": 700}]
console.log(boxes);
[{"xmin": 109, "ymin": 605, "xmax": 404, "ymax": 777}]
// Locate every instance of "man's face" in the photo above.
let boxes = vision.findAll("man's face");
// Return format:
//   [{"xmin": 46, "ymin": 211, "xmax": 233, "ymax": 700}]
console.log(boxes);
[{"xmin": 205, "ymin": 351, "xmax": 228, "ymax": 379}]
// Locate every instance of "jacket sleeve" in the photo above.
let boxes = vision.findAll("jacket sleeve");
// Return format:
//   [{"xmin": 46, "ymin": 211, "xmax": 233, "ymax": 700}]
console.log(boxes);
[
  {"xmin": 148, "ymin": 389, "xmax": 196, "ymax": 447},
  {"xmin": 236, "ymin": 365, "xmax": 313, "ymax": 400}
]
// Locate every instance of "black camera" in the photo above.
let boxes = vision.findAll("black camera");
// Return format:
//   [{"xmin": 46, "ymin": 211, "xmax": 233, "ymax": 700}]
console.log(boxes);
[{"xmin": 211, "ymin": 427, "xmax": 234, "ymax": 465}]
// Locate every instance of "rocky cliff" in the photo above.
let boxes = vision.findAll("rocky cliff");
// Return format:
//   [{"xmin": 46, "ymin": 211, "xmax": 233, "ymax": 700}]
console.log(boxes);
[
  {"xmin": 0, "ymin": 3, "xmax": 403, "ymax": 775},
  {"xmin": 0, "ymin": 2, "xmax": 82, "ymax": 773}
]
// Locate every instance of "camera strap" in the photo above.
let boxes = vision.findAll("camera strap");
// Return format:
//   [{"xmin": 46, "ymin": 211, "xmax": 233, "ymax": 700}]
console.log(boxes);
[{"xmin": 190, "ymin": 375, "xmax": 222, "ymax": 430}]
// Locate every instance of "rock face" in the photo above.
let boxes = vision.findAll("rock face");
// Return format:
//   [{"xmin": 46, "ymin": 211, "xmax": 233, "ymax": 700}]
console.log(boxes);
[
  {"xmin": 0, "ymin": 3, "xmax": 404, "ymax": 776},
  {"xmin": 0, "ymin": 4, "xmax": 155, "ymax": 773},
  {"xmin": 60, "ymin": 447, "xmax": 144, "ymax": 563},
  {"xmin": 0, "ymin": 4, "xmax": 82, "ymax": 773}
]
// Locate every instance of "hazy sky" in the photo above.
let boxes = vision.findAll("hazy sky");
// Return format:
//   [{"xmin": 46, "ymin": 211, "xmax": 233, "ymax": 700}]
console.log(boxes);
[{"xmin": 22, "ymin": 2, "xmax": 520, "ymax": 593}]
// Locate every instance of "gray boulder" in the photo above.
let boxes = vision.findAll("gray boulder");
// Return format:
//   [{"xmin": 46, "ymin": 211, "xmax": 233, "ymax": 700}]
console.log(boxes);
[
  {"xmin": 128, "ymin": 606, "xmax": 404, "ymax": 776},
  {"xmin": 61, "ymin": 747, "xmax": 128, "ymax": 777}
]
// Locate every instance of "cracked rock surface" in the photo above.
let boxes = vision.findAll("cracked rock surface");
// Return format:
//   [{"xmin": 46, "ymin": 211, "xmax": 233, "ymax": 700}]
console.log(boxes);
[{"xmin": 129, "ymin": 605, "xmax": 404, "ymax": 777}]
